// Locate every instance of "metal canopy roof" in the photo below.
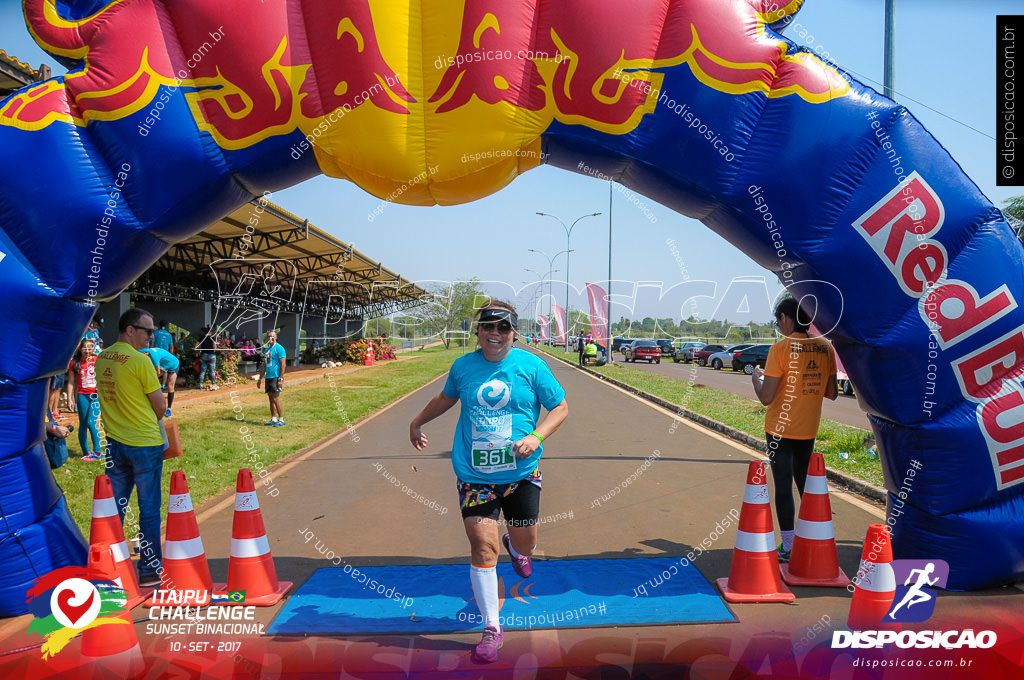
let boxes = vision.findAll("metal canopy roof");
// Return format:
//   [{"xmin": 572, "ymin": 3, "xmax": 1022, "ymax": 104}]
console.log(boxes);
[
  {"xmin": 0, "ymin": 50, "xmax": 49, "ymax": 96},
  {"xmin": 129, "ymin": 197, "xmax": 429, "ymax": 320}
]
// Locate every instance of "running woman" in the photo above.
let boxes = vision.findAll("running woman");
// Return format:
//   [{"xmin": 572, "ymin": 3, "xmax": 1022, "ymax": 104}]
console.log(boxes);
[{"xmin": 409, "ymin": 301, "xmax": 568, "ymax": 664}]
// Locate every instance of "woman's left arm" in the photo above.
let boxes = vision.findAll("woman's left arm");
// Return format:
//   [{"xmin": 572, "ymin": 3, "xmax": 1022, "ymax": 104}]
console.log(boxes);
[{"xmin": 513, "ymin": 399, "xmax": 569, "ymax": 458}]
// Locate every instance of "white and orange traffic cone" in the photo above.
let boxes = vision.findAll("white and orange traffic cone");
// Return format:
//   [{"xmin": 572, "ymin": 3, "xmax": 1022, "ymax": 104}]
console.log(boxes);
[
  {"xmin": 364, "ymin": 340, "xmax": 375, "ymax": 366},
  {"xmin": 90, "ymin": 475, "xmax": 147, "ymax": 609},
  {"xmin": 144, "ymin": 471, "xmax": 223, "ymax": 607},
  {"xmin": 220, "ymin": 468, "xmax": 292, "ymax": 606},
  {"xmin": 80, "ymin": 543, "xmax": 145, "ymax": 678},
  {"xmin": 717, "ymin": 460, "xmax": 795, "ymax": 603},
  {"xmin": 781, "ymin": 453, "xmax": 851, "ymax": 587},
  {"xmin": 848, "ymin": 524, "xmax": 900, "ymax": 631}
]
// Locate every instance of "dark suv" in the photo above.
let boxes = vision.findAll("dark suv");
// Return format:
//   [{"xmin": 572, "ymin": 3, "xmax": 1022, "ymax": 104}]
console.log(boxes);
[
  {"xmin": 731, "ymin": 344, "xmax": 772, "ymax": 374},
  {"xmin": 656, "ymin": 339, "xmax": 674, "ymax": 356}
]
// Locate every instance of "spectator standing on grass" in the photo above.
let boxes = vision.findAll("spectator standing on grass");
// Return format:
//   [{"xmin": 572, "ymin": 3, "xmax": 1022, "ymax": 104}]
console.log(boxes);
[
  {"xmin": 197, "ymin": 326, "xmax": 218, "ymax": 390},
  {"xmin": 95, "ymin": 308, "xmax": 167, "ymax": 588},
  {"xmin": 141, "ymin": 345, "xmax": 180, "ymax": 417},
  {"xmin": 257, "ymin": 331, "xmax": 288, "ymax": 427},
  {"xmin": 153, "ymin": 321, "xmax": 174, "ymax": 354},
  {"xmin": 66, "ymin": 337, "xmax": 104, "ymax": 461},
  {"xmin": 576, "ymin": 334, "xmax": 585, "ymax": 367},
  {"xmin": 751, "ymin": 297, "xmax": 837, "ymax": 563},
  {"xmin": 409, "ymin": 301, "xmax": 568, "ymax": 664}
]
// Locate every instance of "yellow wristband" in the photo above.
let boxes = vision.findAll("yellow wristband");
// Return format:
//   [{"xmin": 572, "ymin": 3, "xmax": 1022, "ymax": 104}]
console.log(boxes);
[{"xmin": 529, "ymin": 431, "xmax": 544, "ymax": 443}]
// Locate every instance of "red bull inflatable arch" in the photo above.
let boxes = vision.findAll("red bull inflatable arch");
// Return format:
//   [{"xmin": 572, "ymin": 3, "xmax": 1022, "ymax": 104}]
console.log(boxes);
[{"xmin": 1, "ymin": 0, "xmax": 1023, "ymax": 613}]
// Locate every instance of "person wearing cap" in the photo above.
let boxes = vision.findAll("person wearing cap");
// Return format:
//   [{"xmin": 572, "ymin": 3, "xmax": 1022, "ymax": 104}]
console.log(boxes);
[{"xmin": 409, "ymin": 300, "xmax": 568, "ymax": 664}]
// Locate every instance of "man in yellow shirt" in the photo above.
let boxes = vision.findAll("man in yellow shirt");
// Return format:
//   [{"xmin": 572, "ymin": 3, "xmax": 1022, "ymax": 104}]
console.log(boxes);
[
  {"xmin": 96, "ymin": 308, "xmax": 167, "ymax": 587},
  {"xmin": 752, "ymin": 297, "xmax": 837, "ymax": 562}
]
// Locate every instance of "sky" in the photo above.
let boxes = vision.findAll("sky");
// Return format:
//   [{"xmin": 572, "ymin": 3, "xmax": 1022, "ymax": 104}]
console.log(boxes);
[{"xmin": 1, "ymin": 0, "xmax": 1020, "ymax": 325}]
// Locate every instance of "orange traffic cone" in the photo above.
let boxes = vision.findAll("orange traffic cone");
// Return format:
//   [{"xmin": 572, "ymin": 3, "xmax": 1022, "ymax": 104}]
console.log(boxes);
[
  {"xmin": 90, "ymin": 475, "xmax": 147, "ymax": 609},
  {"xmin": 80, "ymin": 543, "xmax": 145, "ymax": 678},
  {"xmin": 717, "ymin": 460, "xmax": 795, "ymax": 602},
  {"xmin": 144, "ymin": 471, "xmax": 223, "ymax": 607},
  {"xmin": 781, "ymin": 453, "xmax": 851, "ymax": 587},
  {"xmin": 221, "ymin": 468, "xmax": 292, "ymax": 606},
  {"xmin": 848, "ymin": 524, "xmax": 900, "ymax": 631},
  {"xmin": 364, "ymin": 340, "xmax": 374, "ymax": 366}
]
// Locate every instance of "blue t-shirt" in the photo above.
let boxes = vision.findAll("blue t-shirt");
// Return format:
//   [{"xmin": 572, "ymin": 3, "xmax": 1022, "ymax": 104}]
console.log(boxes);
[
  {"xmin": 140, "ymin": 347, "xmax": 179, "ymax": 372},
  {"xmin": 153, "ymin": 328, "xmax": 174, "ymax": 352},
  {"xmin": 264, "ymin": 343, "xmax": 287, "ymax": 378},
  {"xmin": 442, "ymin": 347, "xmax": 565, "ymax": 484}
]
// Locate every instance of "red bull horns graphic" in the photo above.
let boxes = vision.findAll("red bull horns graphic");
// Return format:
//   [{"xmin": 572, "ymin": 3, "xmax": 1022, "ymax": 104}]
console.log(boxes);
[{"xmin": 3, "ymin": 0, "xmax": 845, "ymax": 203}]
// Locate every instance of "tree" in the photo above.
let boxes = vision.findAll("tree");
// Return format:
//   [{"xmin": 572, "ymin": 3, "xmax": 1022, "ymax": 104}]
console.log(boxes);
[
  {"xmin": 410, "ymin": 279, "xmax": 489, "ymax": 348},
  {"xmin": 1004, "ymin": 196, "xmax": 1024, "ymax": 242}
]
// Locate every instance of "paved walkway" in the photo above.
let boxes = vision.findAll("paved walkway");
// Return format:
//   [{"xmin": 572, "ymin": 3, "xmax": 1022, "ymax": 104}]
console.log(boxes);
[{"xmin": 4, "ymin": 347, "xmax": 1021, "ymax": 678}]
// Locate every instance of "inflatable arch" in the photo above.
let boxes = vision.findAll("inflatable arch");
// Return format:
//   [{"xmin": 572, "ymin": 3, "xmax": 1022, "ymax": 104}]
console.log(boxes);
[{"xmin": 1, "ymin": 0, "xmax": 1022, "ymax": 612}]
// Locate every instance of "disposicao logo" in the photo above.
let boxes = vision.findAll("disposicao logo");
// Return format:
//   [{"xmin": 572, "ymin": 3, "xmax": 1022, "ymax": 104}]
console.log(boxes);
[
  {"xmin": 833, "ymin": 559, "xmax": 997, "ymax": 650},
  {"xmin": 25, "ymin": 567, "xmax": 129, "ymax": 659},
  {"xmin": 887, "ymin": 559, "xmax": 948, "ymax": 622}
]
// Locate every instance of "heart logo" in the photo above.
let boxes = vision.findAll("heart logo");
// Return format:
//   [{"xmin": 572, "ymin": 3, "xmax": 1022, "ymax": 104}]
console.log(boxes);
[
  {"xmin": 56, "ymin": 588, "xmax": 95, "ymax": 627},
  {"xmin": 50, "ymin": 579, "xmax": 101, "ymax": 629}
]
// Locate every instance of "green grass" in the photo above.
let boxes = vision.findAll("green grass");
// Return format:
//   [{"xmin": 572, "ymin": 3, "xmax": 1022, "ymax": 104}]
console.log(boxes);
[
  {"xmin": 534, "ymin": 344, "xmax": 883, "ymax": 488},
  {"xmin": 55, "ymin": 346, "xmax": 463, "ymax": 537}
]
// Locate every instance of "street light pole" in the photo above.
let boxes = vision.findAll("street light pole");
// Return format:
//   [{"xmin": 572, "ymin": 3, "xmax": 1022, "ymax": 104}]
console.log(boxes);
[
  {"xmin": 536, "ymin": 211, "xmax": 602, "ymax": 350},
  {"xmin": 528, "ymin": 248, "xmax": 571, "ymax": 343}
]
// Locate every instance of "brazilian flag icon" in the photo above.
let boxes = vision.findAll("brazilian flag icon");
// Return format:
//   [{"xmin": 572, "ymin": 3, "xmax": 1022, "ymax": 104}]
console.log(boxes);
[{"xmin": 228, "ymin": 590, "xmax": 246, "ymax": 603}]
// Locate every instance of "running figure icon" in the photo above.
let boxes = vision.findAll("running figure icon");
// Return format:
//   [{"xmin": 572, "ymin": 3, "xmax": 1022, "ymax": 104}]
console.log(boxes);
[{"xmin": 888, "ymin": 562, "xmax": 939, "ymax": 619}]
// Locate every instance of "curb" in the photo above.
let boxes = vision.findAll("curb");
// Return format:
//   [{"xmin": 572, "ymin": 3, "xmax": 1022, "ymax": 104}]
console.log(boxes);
[{"xmin": 538, "ymin": 348, "xmax": 887, "ymax": 505}]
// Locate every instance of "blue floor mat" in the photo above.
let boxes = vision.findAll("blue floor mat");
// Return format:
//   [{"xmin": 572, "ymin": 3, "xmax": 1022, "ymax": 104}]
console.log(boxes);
[{"xmin": 268, "ymin": 557, "xmax": 736, "ymax": 635}]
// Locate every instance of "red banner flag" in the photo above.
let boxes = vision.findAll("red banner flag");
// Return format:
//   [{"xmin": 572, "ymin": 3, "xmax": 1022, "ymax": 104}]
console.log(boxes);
[
  {"xmin": 552, "ymin": 305, "xmax": 568, "ymax": 344},
  {"xmin": 538, "ymin": 315, "xmax": 550, "ymax": 341},
  {"xmin": 585, "ymin": 282, "xmax": 609, "ymax": 348}
]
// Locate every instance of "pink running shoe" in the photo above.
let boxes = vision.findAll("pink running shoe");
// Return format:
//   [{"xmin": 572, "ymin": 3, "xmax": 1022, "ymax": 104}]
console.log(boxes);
[
  {"xmin": 471, "ymin": 625, "xmax": 503, "ymax": 664},
  {"xmin": 502, "ymin": 534, "xmax": 532, "ymax": 578}
]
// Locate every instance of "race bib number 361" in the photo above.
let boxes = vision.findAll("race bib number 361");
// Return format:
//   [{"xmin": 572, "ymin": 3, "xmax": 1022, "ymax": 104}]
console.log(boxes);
[{"xmin": 472, "ymin": 447, "xmax": 515, "ymax": 473}]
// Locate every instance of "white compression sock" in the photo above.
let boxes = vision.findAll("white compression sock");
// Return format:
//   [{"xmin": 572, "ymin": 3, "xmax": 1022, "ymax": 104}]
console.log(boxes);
[
  {"xmin": 781, "ymin": 529, "xmax": 795, "ymax": 551},
  {"xmin": 469, "ymin": 564, "xmax": 500, "ymax": 630},
  {"xmin": 505, "ymin": 538, "xmax": 535, "ymax": 559}
]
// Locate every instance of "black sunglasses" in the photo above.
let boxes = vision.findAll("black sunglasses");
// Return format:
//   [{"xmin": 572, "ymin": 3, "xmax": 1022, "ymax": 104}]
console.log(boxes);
[
  {"xmin": 479, "ymin": 321, "xmax": 514, "ymax": 334},
  {"xmin": 130, "ymin": 324, "xmax": 156, "ymax": 335}
]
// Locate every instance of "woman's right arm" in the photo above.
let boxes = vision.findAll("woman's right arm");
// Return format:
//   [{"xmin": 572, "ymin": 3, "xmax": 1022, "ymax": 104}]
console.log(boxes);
[{"xmin": 410, "ymin": 392, "xmax": 459, "ymax": 450}]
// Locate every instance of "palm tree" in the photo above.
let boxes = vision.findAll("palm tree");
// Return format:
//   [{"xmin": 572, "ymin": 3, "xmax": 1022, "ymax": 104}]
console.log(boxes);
[{"xmin": 1004, "ymin": 196, "xmax": 1024, "ymax": 242}]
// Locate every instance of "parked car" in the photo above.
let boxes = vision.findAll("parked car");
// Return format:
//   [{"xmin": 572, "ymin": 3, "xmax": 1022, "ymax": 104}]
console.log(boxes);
[
  {"xmin": 656, "ymin": 339, "xmax": 675, "ymax": 356},
  {"xmin": 708, "ymin": 343, "xmax": 755, "ymax": 369},
  {"xmin": 731, "ymin": 344, "xmax": 772, "ymax": 374},
  {"xmin": 623, "ymin": 339, "xmax": 661, "ymax": 363},
  {"xmin": 672, "ymin": 341, "xmax": 706, "ymax": 363},
  {"xmin": 612, "ymin": 337, "xmax": 629, "ymax": 353},
  {"xmin": 691, "ymin": 344, "xmax": 727, "ymax": 366}
]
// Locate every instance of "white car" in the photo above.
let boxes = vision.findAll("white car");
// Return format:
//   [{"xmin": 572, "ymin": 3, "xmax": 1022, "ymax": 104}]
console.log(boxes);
[{"xmin": 707, "ymin": 343, "xmax": 755, "ymax": 370}]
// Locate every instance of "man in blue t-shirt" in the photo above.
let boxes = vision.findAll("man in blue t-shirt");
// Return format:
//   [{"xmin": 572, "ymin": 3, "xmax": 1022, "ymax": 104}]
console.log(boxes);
[
  {"xmin": 153, "ymin": 321, "xmax": 174, "ymax": 353},
  {"xmin": 409, "ymin": 302, "xmax": 568, "ymax": 664},
  {"xmin": 257, "ymin": 331, "xmax": 288, "ymax": 427},
  {"xmin": 140, "ymin": 346, "xmax": 180, "ymax": 416}
]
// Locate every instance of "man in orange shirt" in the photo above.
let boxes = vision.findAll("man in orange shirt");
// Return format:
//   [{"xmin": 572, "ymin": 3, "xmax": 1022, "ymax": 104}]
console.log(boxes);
[{"xmin": 752, "ymin": 297, "xmax": 837, "ymax": 562}]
